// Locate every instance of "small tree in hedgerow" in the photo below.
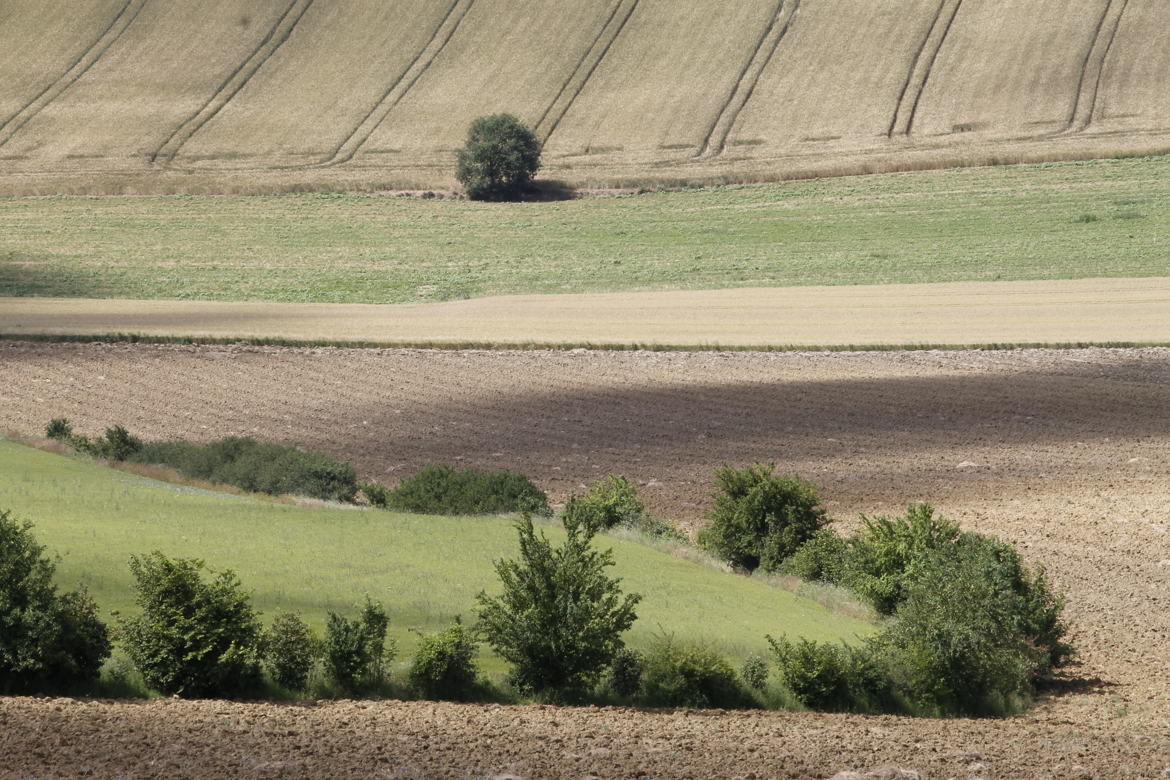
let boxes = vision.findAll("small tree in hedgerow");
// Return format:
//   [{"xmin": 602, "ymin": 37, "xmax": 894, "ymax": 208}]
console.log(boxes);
[
  {"xmin": 455, "ymin": 113, "xmax": 541, "ymax": 201},
  {"xmin": 475, "ymin": 514, "xmax": 640, "ymax": 699},
  {"xmin": 698, "ymin": 463, "xmax": 827, "ymax": 573}
]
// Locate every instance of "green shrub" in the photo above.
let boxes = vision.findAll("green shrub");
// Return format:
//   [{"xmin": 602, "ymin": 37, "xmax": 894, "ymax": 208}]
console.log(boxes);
[
  {"xmin": 785, "ymin": 529, "xmax": 849, "ymax": 583},
  {"xmin": 842, "ymin": 504, "xmax": 961, "ymax": 615},
  {"xmin": 361, "ymin": 481, "xmax": 391, "ymax": 509},
  {"xmin": 45, "ymin": 418, "xmax": 142, "ymax": 461},
  {"xmin": 455, "ymin": 114, "xmax": 541, "ymax": 201},
  {"xmin": 698, "ymin": 464, "xmax": 826, "ymax": 573},
  {"xmin": 476, "ymin": 515, "xmax": 640, "ymax": 698},
  {"xmin": 132, "ymin": 436, "xmax": 358, "ymax": 503},
  {"xmin": 385, "ymin": 465, "xmax": 550, "ymax": 516},
  {"xmin": 767, "ymin": 636, "xmax": 889, "ymax": 712},
  {"xmin": 739, "ymin": 653, "xmax": 769, "ymax": 693},
  {"xmin": 409, "ymin": 621, "xmax": 479, "ymax": 701},
  {"xmin": 45, "ymin": 418, "xmax": 73, "ymax": 441},
  {"xmin": 324, "ymin": 598, "xmax": 394, "ymax": 694},
  {"xmin": 607, "ymin": 648, "xmax": 644, "ymax": 698},
  {"xmin": 640, "ymin": 637, "xmax": 745, "ymax": 709},
  {"xmin": 263, "ymin": 612, "xmax": 317, "ymax": 693},
  {"xmin": 562, "ymin": 475, "xmax": 684, "ymax": 540},
  {"xmin": 0, "ymin": 509, "xmax": 111, "ymax": 692},
  {"xmin": 120, "ymin": 552, "xmax": 263, "ymax": 697}
]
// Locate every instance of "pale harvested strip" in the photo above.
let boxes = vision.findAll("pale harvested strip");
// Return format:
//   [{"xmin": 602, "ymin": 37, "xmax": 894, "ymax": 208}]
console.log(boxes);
[
  {"xmin": 1092, "ymin": 0, "xmax": 1170, "ymax": 134},
  {"xmin": 729, "ymin": 0, "xmax": 939, "ymax": 154},
  {"xmin": 178, "ymin": 0, "xmax": 458, "ymax": 169},
  {"xmin": 545, "ymin": 0, "xmax": 782, "ymax": 158},
  {"xmin": 356, "ymin": 0, "xmax": 617, "ymax": 164},
  {"xmin": 0, "ymin": 0, "xmax": 292, "ymax": 166},
  {"xmin": 4, "ymin": 277, "xmax": 1169, "ymax": 347},
  {"xmin": 911, "ymin": 0, "xmax": 1108, "ymax": 139},
  {"xmin": 0, "ymin": 0, "xmax": 129, "ymax": 134}
]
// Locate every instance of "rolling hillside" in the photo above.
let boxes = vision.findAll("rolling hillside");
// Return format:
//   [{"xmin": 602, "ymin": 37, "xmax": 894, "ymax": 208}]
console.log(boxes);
[{"xmin": 0, "ymin": 0, "xmax": 1168, "ymax": 193}]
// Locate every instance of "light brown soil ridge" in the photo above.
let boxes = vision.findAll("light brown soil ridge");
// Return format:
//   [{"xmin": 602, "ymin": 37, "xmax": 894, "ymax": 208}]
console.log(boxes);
[{"xmin": 4, "ymin": 277, "xmax": 1170, "ymax": 348}]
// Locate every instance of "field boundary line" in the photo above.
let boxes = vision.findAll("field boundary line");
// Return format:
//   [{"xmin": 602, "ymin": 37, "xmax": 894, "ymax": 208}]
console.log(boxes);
[
  {"xmin": 149, "ymin": 0, "xmax": 316, "ymax": 165},
  {"xmin": 0, "ymin": 0, "xmax": 148, "ymax": 148},
  {"xmin": 1067, "ymin": 0, "xmax": 1130, "ymax": 134},
  {"xmin": 888, "ymin": 0, "xmax": 963, "ymax": 137},
  {"xmin": 698, "ymin": 0, "xmax": 799, "ymax": 158},
  {"xmin": 314, "ymin": 0, "xmax": 476, "ymax": 168},
  {"xmin": 2, "ymin": 332, "xmax": 1165, "ymax": 354},
  {"xmin": 535, "ymin": 0, "xmax": 641, "ymax": 146}
]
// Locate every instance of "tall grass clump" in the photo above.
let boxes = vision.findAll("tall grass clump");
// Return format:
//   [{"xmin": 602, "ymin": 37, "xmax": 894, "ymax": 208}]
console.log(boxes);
[{"xmin": 383, "ymin": 465, "xmax": 550, "ymax": 516}]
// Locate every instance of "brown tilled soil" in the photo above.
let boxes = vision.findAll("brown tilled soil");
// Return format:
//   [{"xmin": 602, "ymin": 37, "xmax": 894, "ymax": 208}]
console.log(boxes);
[{"xmin": 1, "ymin": 341, "xmax": 1169, "ymax": 777}]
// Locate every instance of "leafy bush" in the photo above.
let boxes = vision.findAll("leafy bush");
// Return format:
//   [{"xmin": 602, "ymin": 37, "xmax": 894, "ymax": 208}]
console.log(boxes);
[
  {"xmin": 785, "ymin": 529, "xmax": 849, "ymax": 583},
  {"xmin": 385, "ymin": 465, "xmax": 550, "ymax": 517},
  {"xmin": 361, "ymin": 481, "xmax": 391, "ymax": 509},
  {"xmin": 739, "ymin": 653, "xmax": 769, "ymax": 693},
  {"xmin": 263, "ymin": 612, "xmax": 317, "ymax": 693},
  {"xmin": 698, "ymin": 464, "xmax": 826, "ymax": 572},
  {"xmin": 767, "ymin": 636, "xmax": 889, "ymax": 712},
  {"xmin": 607, "ymin": 648, "xmax": 644, "ymax": 698},
  {"xmin": 409, "ymin": 620, "xmax": 479, "ymax": 701},
  {"xmin": 455, "ymin": 113, "xmax": 541, "ymax": 201},
  {"xmin": 640, "ymin": 636, "xmax": 745, "ymax": 709},
  {"xmin": 133, "ymin": 436, "xmax": 358, "ymax": 503},
  {"xmin": 45, "ymin": 418, "xmax": 142, "ymax": 461},
  {"xmin": 0, "ymin": 509, "xmax": 111, "ymax": 692},
  {"xmin": 476, "ymin": 515, "xmax": 640, "ymax": 698},
  {"xmin": 562, "ymin": 475, "xmax": 684, "ymax": 540},
  {"xmin": 324, "ymin": 598, "xmax": 394, "ymax": 694},
  {"xmin": 120, "ymin": 552, "xmax": 263, "ymax": 697}
]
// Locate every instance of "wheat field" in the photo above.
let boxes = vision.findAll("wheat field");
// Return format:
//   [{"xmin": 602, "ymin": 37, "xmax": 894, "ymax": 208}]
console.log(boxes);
[{"xmin": 1, "ymin": 0, "xmax": 1168, "ymax": 193}]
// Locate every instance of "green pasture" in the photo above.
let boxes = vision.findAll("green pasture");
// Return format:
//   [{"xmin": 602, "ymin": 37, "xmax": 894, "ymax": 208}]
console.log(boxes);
[
  {"xmin": 1, "ymin": 155, "xmax": 1168, "ymax": 304},
  {"xmin": 0, "ymin": 440, "xmax": 873, "ymax": 676}
]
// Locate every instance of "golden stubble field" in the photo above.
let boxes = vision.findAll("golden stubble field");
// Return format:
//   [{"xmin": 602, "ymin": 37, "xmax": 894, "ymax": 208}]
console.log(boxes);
[
  {"xmin": 2, "ymin": 341, "xmax": 1168, "ymax": 777},
  {"xmin": 1, "ymin": 0, "xmax": 1169, "ymax": 194}
]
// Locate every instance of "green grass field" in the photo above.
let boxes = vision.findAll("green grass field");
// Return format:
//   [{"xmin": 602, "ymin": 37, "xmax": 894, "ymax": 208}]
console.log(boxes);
[
  {"xmin": 0, "ymin": 440, "xmax": 872, "ymax": 676},
  {"xmin": 2, "ymin": 155, "xmax": 1167, "ymax": 304}
]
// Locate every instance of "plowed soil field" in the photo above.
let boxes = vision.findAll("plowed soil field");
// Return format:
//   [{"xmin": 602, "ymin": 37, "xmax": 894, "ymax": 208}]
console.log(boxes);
[{"xmin": 2, "ymin": 342, "xmax": 1169, "ymax": 777}]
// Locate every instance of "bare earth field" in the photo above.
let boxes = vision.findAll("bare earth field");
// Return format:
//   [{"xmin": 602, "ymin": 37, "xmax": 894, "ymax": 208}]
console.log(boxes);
[
  {"xmin": 1, "ymin": 342, "xmax": 1168, "ymax": 776},
  {"xmin": 4, "ymin": 277, "xmax": 1170, "ymax": 348}
]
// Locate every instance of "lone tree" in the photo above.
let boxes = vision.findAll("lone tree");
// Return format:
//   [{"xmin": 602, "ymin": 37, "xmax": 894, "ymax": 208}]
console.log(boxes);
[
  {"xmin": 455, "ymin": 113, "xmax": 541, "ymax": 201},
  {"xmin": 476, "ymin": 514, "xmax": 640, "ymax": 698}
]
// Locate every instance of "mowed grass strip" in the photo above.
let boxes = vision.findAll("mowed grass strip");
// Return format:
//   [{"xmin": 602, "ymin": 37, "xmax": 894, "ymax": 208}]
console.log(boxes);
[
  {"xmin": 0, "ymin": 441, "xmax": 873, "ymax": 674},
  {"xmin": 1, "ymin": 155, "xmax": 1168, "ymax": 304}
]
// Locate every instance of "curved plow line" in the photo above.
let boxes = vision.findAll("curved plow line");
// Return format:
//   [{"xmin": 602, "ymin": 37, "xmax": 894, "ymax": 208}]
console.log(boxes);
[
  {"xmin": 888, "ymin": 0, "xmax": 963, "ymax": 137},
  {"xmin": 698, "ymin": 0, "xmax": 798, "ymax": 158},
  {"xmin": 1066, "ymin": 0, "xmax": 1130, "ymax": 134},
  {"xmin": 534, "ymin": 0, "xmax": 640, "ymax": 145},
  {"xmin": 0, "ymin": 0, "xmax": 148, "ymax": 148},
  {"xmin": 150, "ymin": 0, "xmax": 316, "ymax": 165},
  {"xmin": 313, "ymin": 0, "xmax": 476, "ymax": 168}
]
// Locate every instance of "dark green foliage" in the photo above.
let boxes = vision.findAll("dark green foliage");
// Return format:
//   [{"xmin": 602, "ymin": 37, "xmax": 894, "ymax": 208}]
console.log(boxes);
[
  {"xmin": 45, "ymin": 418, "xmax": 142, "ymax": 461},
  {"xmin": 562, "ymin": 475, "xmax": 684, "ymax": 540},
  {"xmin": 133, "ymin": 436, "xmax": 358, "ymax": 503},
  {"xmin": 843, "ymin": 504, "xmax": 962, "ymax": 615},
  {"xmin": 475, "ymin": 515, "xmax": 640, "ymax": 698},
  {"xmin": 361, "ymin": 481, "xmax": 391, "ymax": 509},
  {"xmin": 409, "ymin": 620, "xmax": 479, "ymax": 701},
  {"xmin": 875, "ymin": 553, "xmax": 1042, "ymax": 716},
  {"xmin": 698, "ymin": 463, "xmax": 826, "ymax": 572},
  {"xmin": 324, "ymin": 598, "xmax": 394, "ymax": 693},
  {"xmin": 784, "ymin": 528, "xmax": 849, "ymax": 583},
  {"xmin": 607, "ymin": 648, "xmax": 644, "ymax": 698},
  {"xmin": 767, "ymin": 636, "xmax": 889, "ymax": 712},
  {"xmin": 120, "ymin": 552, "xmax": 263, "ymax": 697},
  {"xmin": 639, "ymin": 637, "xmax": 746, "ymax": 709},
  {"xmin": 0, "ymin": 510, "xmax": 111, "ymax": 691},
  {"xmin": 385, "ymin": 465, "xmax": 550, "ymax": 517},
  {"xmin": 739, "ymin": 653, "xmax": 769, "ymax": 693},
  {"xmin": 263, "ymin": 612, "xmax": 317, "ymax": 693},
  {"xmin": 455, "ymin": 114, "xmax": 541, "ymax": 201}
]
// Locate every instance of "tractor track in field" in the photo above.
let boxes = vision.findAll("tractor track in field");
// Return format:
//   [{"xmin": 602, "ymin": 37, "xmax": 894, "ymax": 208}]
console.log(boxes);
[
  {"xmin": 150, "ymin": 0, "xmax": 316, "ymax": 165},
  {"xmin": 888, "ymin": 0, "xmax": 964, "ymax": 138},
  {"xmin": 0, "ymin": 0, "xmax": 148, "ymax": 148},
  {"xmin": 1067, "ymin": 0, "xmax": 1131, "ymax": 133},
  {"xmin": 698, "ymin": 0, "xmax": 800, "ymax": 158},
  {"xmin": 2, "ymin": 342, "xmax": 1170, "ymax": 775}
]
